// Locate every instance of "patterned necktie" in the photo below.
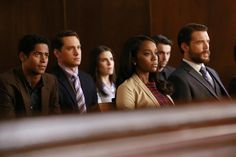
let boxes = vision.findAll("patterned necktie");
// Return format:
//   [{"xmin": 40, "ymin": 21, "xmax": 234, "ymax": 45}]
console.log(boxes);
[
  {"xmin": 199, "ymin": 66, "xmax": 214, "ymax": 88},
  {"xmin": 71, "ymin": 75, "xmax": 87, "ymax": 113}
]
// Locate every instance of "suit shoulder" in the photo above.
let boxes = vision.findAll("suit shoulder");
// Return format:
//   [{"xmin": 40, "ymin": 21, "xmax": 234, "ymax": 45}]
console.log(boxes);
[
  {"xmin": 165, "ymin": 66, "xmax": 175, "ymax": 71},
  {"xmin": 206, "ymin": 66, "xmax": 218, "ymax": 73},
  {"xmin": 169, "ymin": 67, "xmax": 187, "ymax": 77},
  {"xmin": 50, "ymin": 65, "xmax": 63, "ymax": 75},
  {"xmin": 79, "ymin": 70, "xmax": 93, "ymax": 79},
  {"xmin": 0, "ymin": 68, "xmax": 19, "ymax": 82},
  {"xmin": 118, "ymin": 76, "xmax": 137, "ymax": 90},
  {"xmin": 42, "ymin": 73, "xmax": 57, "ymax": 81},
  {"xmin": 0, "ymin": 71, "xmax": 13, "ymax": 79}
]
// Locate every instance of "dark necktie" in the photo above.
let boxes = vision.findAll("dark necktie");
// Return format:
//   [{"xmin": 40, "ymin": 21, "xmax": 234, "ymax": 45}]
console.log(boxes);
[{"xmin": 199, "ymin": 66, "xmax": 214, "ymax": 88}]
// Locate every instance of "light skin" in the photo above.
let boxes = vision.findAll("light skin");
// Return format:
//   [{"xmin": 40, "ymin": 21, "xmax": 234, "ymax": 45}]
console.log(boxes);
[
  {"xmin": 182, "ymin": 31, "xmax": 210, "ymax": 64},
  {"xmin": 157, "ymin": 43, "xmax": 171, "ymax": 72},
  {"xmin": 98, "ymin": 51, "xmax": 114, "ymax": 86},
  {"xmin": 54, "ymin": 36, "xmax": 82, "ymax": 72},
  {"xmin": 134, "ymin": 40, "xmax": 158, "ymax": 84},
  {"xmin": 19, "ymin": 43, "xmax": 49, "ymax": 87}
]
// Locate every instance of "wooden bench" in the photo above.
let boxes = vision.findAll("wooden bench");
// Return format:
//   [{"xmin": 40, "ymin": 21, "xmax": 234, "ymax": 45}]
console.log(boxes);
[{"xmin": 1, "ymin": 101, "xmax": 236, "ymax": 157}]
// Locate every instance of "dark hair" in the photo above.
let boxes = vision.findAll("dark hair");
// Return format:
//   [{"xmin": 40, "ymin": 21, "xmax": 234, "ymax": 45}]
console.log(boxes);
[
  {"xmin": 116, "ymin": 35, "xmax": 173, "ymax": 95},
  {"xmin": 18, "ymin": 33, "xmax": 50, "ymax": 56},
  {"xmin": 152, "ymin": 34, "xmax": 173, "ymax": 46},
  {"xmin": 116, "ymin": 35, "xmax": 153, "ymax": 86},
  {"xmin": 51, "ymin": 30, "xmax": 79, "ymax": 51},
  {"xmin": 89, "ymin": 45, "xmax": 116, "ymax": 96},
  {"xmin": 177, "ymin": 23, "xmax": 208, "ymax": 53}
]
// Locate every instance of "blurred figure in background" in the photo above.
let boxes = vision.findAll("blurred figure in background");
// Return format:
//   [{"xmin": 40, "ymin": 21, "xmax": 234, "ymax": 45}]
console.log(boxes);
[
  {"xmin": 152, "ymin": 34, "xmax": 175, "ymax": 81},
  {"xmin": 0, "ymin": 34, "xmax": 60, "ymax": 119},
  {"xmin": 116, "ymin": 35, "xmax": 174, "ymax": 110},
  {"xmin": 89, "ymin": 45, "xmax": 116, "ymax": 103},
  {"xmin": 228, "ymin": 44, "xmax": 236, "ymax": 98}
]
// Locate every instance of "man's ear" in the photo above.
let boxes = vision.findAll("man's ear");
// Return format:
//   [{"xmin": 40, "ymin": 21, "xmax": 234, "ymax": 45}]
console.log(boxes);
[
  {"xmin": 19, "ymin": 52, "xmax": 27, "ymax": 62},
  {"xmin": 53, "ymin": 49, "xmax": 60, "ymax": 58},
  {"xmin": 181, "ymin": 42, "xmax": 189, "ymax": 52},
  {"xmin": 132, "ymin": 58, "xmax": 137, "ymax": 66}
]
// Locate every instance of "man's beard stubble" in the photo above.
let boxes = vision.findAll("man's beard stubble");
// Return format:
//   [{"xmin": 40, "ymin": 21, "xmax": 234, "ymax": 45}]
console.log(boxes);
[{"xmin": 189, "ymin": 50, "xmax": 210, "ymax": 64}]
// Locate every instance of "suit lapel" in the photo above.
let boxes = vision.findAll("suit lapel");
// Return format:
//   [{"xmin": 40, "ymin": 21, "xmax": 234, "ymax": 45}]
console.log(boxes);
[
  {"xmin": 14, "ymin": 68, "xmax": 32, "ymax": 116},
  {"xmin": 57, "ymin": 67, "xmax": 77, "ymax": 104},
  {"xmin": 206, "ymin": 67, "xmax": 230, "ymax": 97},
  {"xmin": 133, "ymin": 74, "xmax": 160, "ymax": 106},
  {"xmin": 18, "ymin": 83, "xmax": 32, "ymax": 116},
  {"xmin": 41, "ymin": 75, "xmax": 49, "ymax": 114},
  {"xmin": 182, "ymin": 62, "xmax": 219, "ymax": 98}
]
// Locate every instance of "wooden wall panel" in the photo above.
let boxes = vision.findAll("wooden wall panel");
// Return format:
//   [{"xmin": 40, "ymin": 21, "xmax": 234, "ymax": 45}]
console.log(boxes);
[
  {"xmin": 0, "ymin": 0, "xmax": 65, "ymax": 72},
  {"xmin": 207, "ymin": 0, "xmax": 236, "ymax": 87},
  {"xmin": 65, "ymin": 0, "xmax": 150, "ymax": 71},
  {"xmin": 150, "ymin": 0, "xmax": 209, "ymax": 68},
  {"xmin": 150, "ymin": 0, "xmax": 236, "ymax": 86},
  {"xmin": 0, "ymin": 0, "xmax": 235, "ymax": 87}
]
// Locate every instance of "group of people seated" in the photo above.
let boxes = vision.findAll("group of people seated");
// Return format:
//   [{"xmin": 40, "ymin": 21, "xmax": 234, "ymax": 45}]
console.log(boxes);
[{"xmin": 0, "ymin": 23, "xmax": 234, "ymax": 119}]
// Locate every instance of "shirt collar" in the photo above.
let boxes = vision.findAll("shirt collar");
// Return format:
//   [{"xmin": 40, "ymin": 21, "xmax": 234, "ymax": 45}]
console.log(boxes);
[
  {"xmin": 18, "ymin": 66, "xmax": 44, "ymax": 88},
  {"xmin": 58, "ymin": 63, "xmax": 79, "ymax": 78},
  {"xmin": 26, "ymin": 78, "xmax": 44, "ymax": 90},
  {"xmin": 183, "ymin": 58, "xmax": 204, "ymax": 73}
]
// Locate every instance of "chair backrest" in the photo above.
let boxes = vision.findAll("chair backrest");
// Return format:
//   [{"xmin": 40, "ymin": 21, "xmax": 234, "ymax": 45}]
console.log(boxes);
[{"xmin": 98, "ymin": 102, "xmax": 116, "ymax": 112}]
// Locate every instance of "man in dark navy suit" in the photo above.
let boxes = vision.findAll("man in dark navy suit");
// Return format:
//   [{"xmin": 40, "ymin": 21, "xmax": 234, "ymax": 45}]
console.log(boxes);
[
  {"xmin": 152, "ymin": 34, "xmax": 175, "ymax": 81},
  {"xmin": 168, "ymin": 23, "xmax": 230, "ymax": 104},
  {"xmin": 51, "ymin": 30, "xmax": 97, "ymax": 113}
]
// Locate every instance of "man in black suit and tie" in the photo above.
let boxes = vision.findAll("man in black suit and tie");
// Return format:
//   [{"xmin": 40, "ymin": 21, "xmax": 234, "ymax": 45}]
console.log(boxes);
[
  {"xmin": 152, "ymin": 35, "xmax": 175, "ymax": 81},
  {"xmin": 51, "ymin": 30, "xmax": 97, "ymax": 113},
  {"xmin": 168, "ymin": 23, "xmax": 230, "ymax": 104}
]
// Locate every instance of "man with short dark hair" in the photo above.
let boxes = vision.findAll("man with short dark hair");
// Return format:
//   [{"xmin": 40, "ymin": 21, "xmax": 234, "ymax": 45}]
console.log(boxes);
[
  {"xmin": 168, "ymin": 23, "xmax": 230, "ymax": 104},
  {"xmin": 51, "ymin": 30, "xmax": 97, "ymax": 113},
  {"xmin": 0, "ymin": 34, "xmax": 60, "ymax": 119},
  {"xmin": 152, "ymin": 34, "xmax": 175, "ymax": 81}
]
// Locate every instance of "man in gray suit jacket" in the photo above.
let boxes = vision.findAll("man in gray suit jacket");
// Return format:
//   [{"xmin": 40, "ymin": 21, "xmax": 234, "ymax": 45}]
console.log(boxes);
[
  {"xmin": 0, "ymin": 34, "xmax": 60, "ymax": 119},
  {"xmin": 168, "ymin": 23, "xmax": 230, "ymax": 104}
]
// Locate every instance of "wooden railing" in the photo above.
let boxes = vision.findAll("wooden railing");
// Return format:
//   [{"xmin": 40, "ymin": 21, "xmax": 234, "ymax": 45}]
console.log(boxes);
[{"xmin": 0, "ymin": 101, "xmax": 236, "ymax": 157}]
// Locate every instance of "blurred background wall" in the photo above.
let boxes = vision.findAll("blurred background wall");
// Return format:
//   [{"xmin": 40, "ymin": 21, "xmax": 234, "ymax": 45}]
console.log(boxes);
[{"xmin": 0, "ymin": 0, "xmax": 235, "ymax": 87}]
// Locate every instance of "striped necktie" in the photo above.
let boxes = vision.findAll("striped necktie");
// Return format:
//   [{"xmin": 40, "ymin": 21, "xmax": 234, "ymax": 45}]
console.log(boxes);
[{"xmin": 71, "ymin": 75, "xmax": 87, "ymax": 113}]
